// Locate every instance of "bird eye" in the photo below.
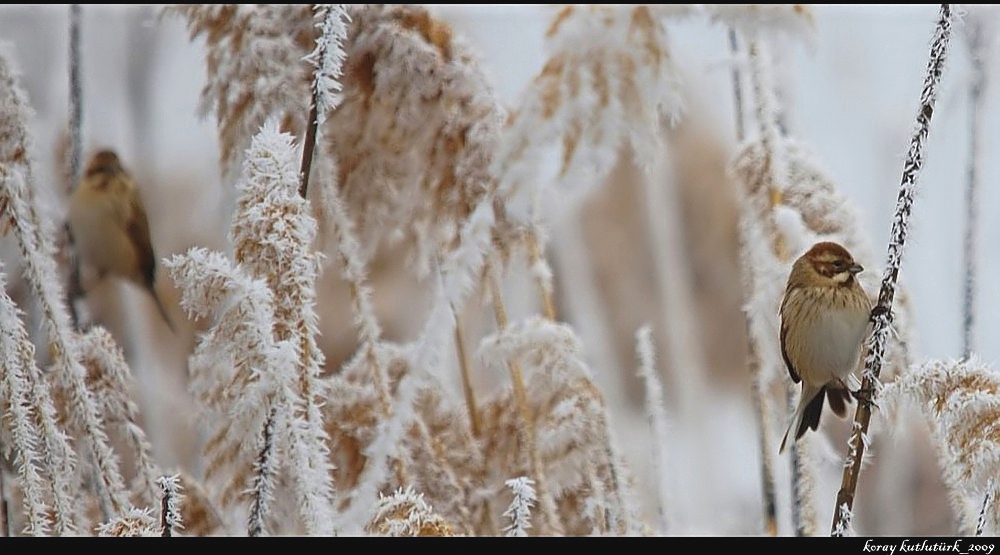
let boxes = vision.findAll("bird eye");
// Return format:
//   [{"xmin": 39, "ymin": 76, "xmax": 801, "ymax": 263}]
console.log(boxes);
[{"xmin": 833, "ymin": 260, "xmax": 846, "ymax": 270}]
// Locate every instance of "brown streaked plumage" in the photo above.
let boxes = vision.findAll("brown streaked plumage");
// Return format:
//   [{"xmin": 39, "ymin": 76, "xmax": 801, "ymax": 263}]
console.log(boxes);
[
  {"xmin": 68, "ymin": 149, "xmax": 174, "ymax": 332},
  {"xmin": 779, "ymin": 241, "xmax": 872, "ymax": 453}
]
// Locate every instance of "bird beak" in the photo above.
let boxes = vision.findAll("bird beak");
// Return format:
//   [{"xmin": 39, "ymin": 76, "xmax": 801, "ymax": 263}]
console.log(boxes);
[{"xmin": 849, "ymin": 263, "xmax": 864, "ymax": 275}]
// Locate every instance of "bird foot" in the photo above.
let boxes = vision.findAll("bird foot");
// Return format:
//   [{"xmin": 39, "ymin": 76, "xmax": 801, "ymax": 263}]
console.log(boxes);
[{"xmin": 850, "ymin": 387, "xmax": 879, "ymax": 411}]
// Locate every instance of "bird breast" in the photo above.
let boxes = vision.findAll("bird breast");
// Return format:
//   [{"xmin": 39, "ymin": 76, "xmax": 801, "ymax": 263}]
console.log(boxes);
[
  {"xmin": 68, "ymin": 186, "xmax": 138, "ymax": 278},
  {"xmin": 787, "ymin": 294, "xmax": 869, "ymax": 384}
]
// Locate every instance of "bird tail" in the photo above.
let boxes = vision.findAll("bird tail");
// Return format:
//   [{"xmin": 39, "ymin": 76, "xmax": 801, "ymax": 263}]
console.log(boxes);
[
  {"xmin": 149, "ymin": 286, "xmax": 175, "ymax": 333},
  {"xmin": 779, "ymin": 385, "xmax": 824, "ymax": 454}
]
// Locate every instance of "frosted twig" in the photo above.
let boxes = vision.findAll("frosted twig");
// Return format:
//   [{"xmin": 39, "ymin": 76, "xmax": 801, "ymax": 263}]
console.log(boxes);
[
  {"xmin": 503, "ymin": 477, "xmax": 536, "ymax": 537},
  {"xmin": 832, "ymin": 4, "xmax": 954, "ymax": 535},
  {"xmin": 0, "ymin": 264, "xmax": 55, "ymax": 535},
  {"xmin": 247, "ymin": 410, "xmax": 277, "ymax": 537},
  {"xmin": 635, "ymin": 326, "xmax": 670, "ymax": 535},
  {"xmin": 156, "ymin": 474, "xmax": 184, "ymax": 537},
  {"xmin": 299, "ymin": 4, "xmax": 348, "ymax": 199},
  {"xmin": 976, "ymin": 479, "xmax": 994, "ymax": 536}
]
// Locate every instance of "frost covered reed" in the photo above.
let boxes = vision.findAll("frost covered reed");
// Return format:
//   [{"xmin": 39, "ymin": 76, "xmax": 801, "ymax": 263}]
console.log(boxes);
[
  {"xmin": 831, "ymin": 3, "xmax": 954, "ymax": 536},
  {"xmin": 884, "ymin": 357, "xmax": 1000, "ymax": 534},
  {"xmin": 1, "ymin": 2, "xmax": 984, "ymax": 538}
]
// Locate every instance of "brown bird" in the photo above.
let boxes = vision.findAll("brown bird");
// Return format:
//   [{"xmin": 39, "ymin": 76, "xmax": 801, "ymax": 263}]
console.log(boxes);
[
  {"xmin": 67, "ymin": 149, "xmax": 174, "ymax": 332},
  {"xmin": 778, "ymin": 241, "xmax": 872, "ymax": 453}
]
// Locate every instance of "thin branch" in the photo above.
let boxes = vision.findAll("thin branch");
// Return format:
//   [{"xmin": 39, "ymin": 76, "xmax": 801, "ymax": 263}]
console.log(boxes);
[
  {"xmin": 831, "ymin": 3, "xmax": 954, "ymax": 535},
  {"xmin": 452, "ymin": 306, "xmax": 481, "ymax": 437},
  {"xmin": 248, "ymin": 409, "xmax": 278, "ymax": 538},
  {"xmin": 729, "ymin": 27, "xmax": 746, "ymax": 143},
  {"xmin": 976, "ymin": 480, "xmax": 994, "ymax": 536},
  {"xmin": 68, "ymin": 4, "xmax": 82, "ymax": 187},
  {"xmin": 299, "ymin": 4, "xmax": 347, "ymax": 199},
  {"xmin": 526, "ymin": 229, "xmax": 556, "ymax": 321},
  {"xmin": 67, "ymin": 3, "xmax": 83, "ymax": 330},
  {"xmin": 156, "ymin": 474, "xmax": 184, "ymax": 537},
  {"xmin": 298, "ymin": 98, "xmax": 319, "ymax": 200}
]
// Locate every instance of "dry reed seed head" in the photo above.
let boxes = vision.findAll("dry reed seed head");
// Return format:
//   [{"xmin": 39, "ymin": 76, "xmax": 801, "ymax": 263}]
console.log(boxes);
[
  {"xmin": 322, "ymin": 341, "xmax": 485, "ymax": 534},
  {"xmin": 305, "ymin": 4, "xmax": 350, "ymax": 123},
  {"xmin": 0, "ymin": 265, "xmax": 60, "ymax": 536},
  {"xmin": 475, "ymin": 317, "xmax": 635, "ymax": 534},
  {"xmin": 0, "ymin": 45, "xmax": 34, "ymax": 167},
  {"xmin": 96, "ymin": 507, "xmax": 159, "ymax": 537},
  {"xmin": 492, "ymin": 5, "xmax": 683, "ymax": 224},
  {"xmin": 404, "ymin": 384, "xmax": 485, "ymax": 534},
  {"xmin": 77, "ymin": 326, "xmax": 161, "ymax": 506},
  {"xmin": 366, "ymin": 487, "xmax": 455, "ymax": 536},
  {"xmin": 891, "ymin": 357, "xmax": 1000, "ymax": 490},
  {"xmin": 327, "ymin": 4, "xmax": 504, "ymax": 276},
  {"xmin": 165, "ymin": 247, "xmax": 302, "ymax": 527},
  {"xmin": 175, "ymin": 473, "xmax": 224, "ymax": 537},
  {"xmin": 170, "ymin": 4, "xmax": 316, "ymax": 179}
]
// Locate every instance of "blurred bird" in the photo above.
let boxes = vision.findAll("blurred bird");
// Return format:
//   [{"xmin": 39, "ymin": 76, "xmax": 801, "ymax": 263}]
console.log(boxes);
[
  {"xmin": 67, "ymin": 149, "xmax": 174, "ymax": 332},
  {"xmin": 778, "ymin": 241, "xmax": 872, "ymax": 453}
]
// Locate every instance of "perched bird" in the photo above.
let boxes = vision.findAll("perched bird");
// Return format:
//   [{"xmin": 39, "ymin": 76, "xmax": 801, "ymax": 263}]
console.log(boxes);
[
  {"xmin": 778, "ymin": 241, "xmax": 872, "ymax": 453},
  {"xmin": 67, "ymin": 149, "xmax": 174, "ymax": 332}
]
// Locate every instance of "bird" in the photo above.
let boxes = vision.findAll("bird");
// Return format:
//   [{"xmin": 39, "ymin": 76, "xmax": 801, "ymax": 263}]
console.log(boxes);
[
  {"xmin": 778, "ymin": 241, "xmax": 872, "ymax": 453},
  {"xmin": 67, "ymin": 149, "xmax": 174, "ymax": 332}
]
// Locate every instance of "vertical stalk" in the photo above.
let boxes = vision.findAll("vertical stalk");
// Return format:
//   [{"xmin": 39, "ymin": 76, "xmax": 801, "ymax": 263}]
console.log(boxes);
[
  {"xmin": 298, "ymin": 98, "xmax": 319, "ymax": 200},
  {"xmin": 248, "ymin": 409, "xmax": 277, "ymax": 537},
  {"xmin": 831, "ymin": 3, "xmax": 953, "ymax": 535},
  {"xmin": 976, "ymin": 480, "xmax": 994, "ymax": 536},
  {"xmin": 729, "ymin": 26, "xmax": 778, "ymax": 537},
  {"xmin": 526, "ymin": 229, "xmax": 557, "ymax": 321},
  {"xmin": 68, "ymin": 4, "xmax": 82, "ymax": 190},
  {"xmin": 452, "ymin": 307, "xmax": 481, "ymax": 437},
  {"xmin": 961, "ymin": 16, "xmax": 985, "ymax": 360},
  {"xmin": 487, "ymin": 266, "xmax": 562, "ymax": 535},
  {"xmin": 67, "ymin": 4, "xmax": 83, "ymax": 330}
]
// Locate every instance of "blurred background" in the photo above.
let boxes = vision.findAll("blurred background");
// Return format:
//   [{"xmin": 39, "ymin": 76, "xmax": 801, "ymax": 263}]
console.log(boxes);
[{"xmin": 0, "ymin": 4, "xmax": 995, "ymax": 535}]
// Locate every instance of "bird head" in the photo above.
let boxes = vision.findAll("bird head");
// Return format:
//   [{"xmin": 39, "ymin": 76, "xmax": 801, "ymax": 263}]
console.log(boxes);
[
  {"xmin": 798, "ymin": 241, "xmax": 863, "ymax": 286},
  {"xmin": 85, "ymin": 149, "xmax": 124, "ymax": 177}
]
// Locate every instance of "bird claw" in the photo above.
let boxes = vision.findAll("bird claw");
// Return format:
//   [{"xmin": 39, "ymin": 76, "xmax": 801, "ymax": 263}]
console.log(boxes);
[{"xmin": 851, "ymin": 388, "xmax": 879, "ymax": 411}]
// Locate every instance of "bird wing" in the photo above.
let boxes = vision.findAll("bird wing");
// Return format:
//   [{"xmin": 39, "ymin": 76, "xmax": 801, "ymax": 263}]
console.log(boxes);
[
  {"xmin": 779, "ymin": 288, "xmax": 801, "ymax": 384},
  {"xmin": 126, "ymin": 188, "xmax": 157, "ymax": 289}
]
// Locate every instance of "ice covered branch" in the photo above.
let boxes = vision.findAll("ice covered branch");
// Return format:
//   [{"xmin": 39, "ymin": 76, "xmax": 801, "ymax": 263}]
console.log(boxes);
[
  {"xmin": 831, "ymin": 3, "xmax": 954, "ymax": 536},
  {"xmin": 299, "ymin": 4, "xmax": 348, "ymax": 199}
]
